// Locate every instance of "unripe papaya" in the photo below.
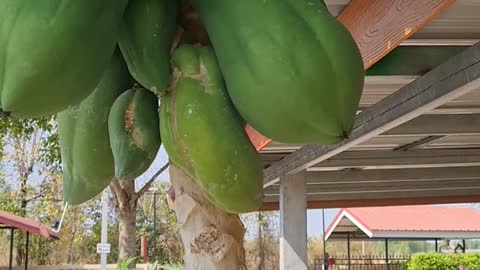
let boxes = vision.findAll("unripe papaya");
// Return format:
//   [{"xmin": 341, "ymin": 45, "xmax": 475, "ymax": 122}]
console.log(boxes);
[
  {"xmin": 0, "ymin": 0, "xmax": 128, "ymax": 118},
  {"xmin": 108, "ymin": 88, "xmax": 161, "ymax": 181},
  {"xmin": 58, "ymin": 50, "xmax": 133, "ymax": 205},
  {"xmin": 191, "ymin": 0, "xmax": 365, "ymax": 144},
  {"xmin": 159, "ymin": 45, "xmax": 263, "ymax": 214},
  {"xmin": 118, "ymin": 0, "xmax": 178, "ymax": 95}
]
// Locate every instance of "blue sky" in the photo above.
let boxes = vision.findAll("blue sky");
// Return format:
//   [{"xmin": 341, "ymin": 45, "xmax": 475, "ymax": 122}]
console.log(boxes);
[{"xmin": 307, "ymin": 209, "xmax": 339, "ymax": 237}]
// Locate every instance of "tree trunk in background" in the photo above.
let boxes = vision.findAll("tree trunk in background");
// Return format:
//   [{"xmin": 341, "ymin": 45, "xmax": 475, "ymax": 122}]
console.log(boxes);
[
  {"xmin": 16, "ymin": 174, "xmax": 28, "ymax": 266},
  {"xmin": 170, "ymin": 164, "xmax": 247, "ymax": 270},
  {"xmin": 110, "ymin": 180, "xmax": 138, "ymax": 262},
  {"xmin": 118, "ymin": 204, "xmax": 137, "ymax": 260}
]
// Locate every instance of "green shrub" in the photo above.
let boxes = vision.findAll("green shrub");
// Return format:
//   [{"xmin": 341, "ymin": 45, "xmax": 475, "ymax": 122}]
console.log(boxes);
[
  {"xmin": 159, "ymin": 263, "xmax": 184, "ymax": 270},
  {"xmin": 117, "ymin": 256, "xmax": 138, "ymax": 270},
  {"xmin": 407, "ymin": 253, "xmax": 480, "ymax": 270}
]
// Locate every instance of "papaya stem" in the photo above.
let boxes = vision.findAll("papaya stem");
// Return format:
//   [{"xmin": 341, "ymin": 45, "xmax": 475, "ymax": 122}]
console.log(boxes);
[{"xmin": 0, "ymin": 109, "xmax": 10, "ymax": 118}]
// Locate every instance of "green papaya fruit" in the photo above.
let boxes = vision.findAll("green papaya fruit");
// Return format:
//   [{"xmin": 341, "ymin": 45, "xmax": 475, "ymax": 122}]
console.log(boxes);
[
  {"xmin": 159, "ymin": 45, "xmax": 263, "ymax": 214},
  {"xmin": 0, "ymin": 0, "xmax": 128, "ymax": 118},
  {"xmin": 58, "ymin": 50, "xmax": 133, "ymax": 205},
  {"xmin": 118, "ymin": 0, "xmax": 178, "ymax": 95},
  {"xmin": 191, "ymin": 0, "xmax": 365, "ymax": 144},
  {"xmin": 108, "ymin": 88, "xmax": 161, "ymax": 181}
]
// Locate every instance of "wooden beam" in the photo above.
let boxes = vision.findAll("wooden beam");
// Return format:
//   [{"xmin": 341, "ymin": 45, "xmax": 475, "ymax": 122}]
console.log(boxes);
[
  {"xmin": 247, "ymin": 0, "xmax": 455, "ymax": 150},
  {"xmin": 338, "ymin": 0, "xmax": 456, "ymax": 69},
  {"xmin": 308, "ymin": 149, "xmax": 480, "ymax": 171},
  {"xmin": 263, "ymin": 42, "xmax": 480, "ymax": 187},
  {"xmin": 279, "ymin": 172, "xmax": 307, "ymax": 270},
  {"xmin": 259, "ymin": 196, "xmax": 480, "ymax": 211}
]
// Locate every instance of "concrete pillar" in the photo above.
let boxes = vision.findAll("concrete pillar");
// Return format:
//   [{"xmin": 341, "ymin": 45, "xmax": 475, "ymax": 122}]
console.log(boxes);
[{"xmin": 280, "ymin": 171, "xmax": 307, "ymax": 270}]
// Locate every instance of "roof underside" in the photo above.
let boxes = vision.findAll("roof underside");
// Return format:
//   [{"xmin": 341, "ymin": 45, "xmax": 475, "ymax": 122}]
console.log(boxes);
[
  {"xmin": 261, "ymin": 0, "xmax": 480, "ymax": 208},
  {"xmin": 325, "ymin": 206, "xmax": 480, "ymax": 240}
]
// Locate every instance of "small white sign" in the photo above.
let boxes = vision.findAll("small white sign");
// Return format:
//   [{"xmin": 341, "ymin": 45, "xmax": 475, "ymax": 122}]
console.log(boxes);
[{"xmin": 96, "ymin": 243, "xmax": 111, "ymax": 254}]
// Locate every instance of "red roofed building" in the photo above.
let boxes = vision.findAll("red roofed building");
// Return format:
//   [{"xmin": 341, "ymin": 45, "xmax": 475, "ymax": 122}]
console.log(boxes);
[
  {"xmin": 0, "ymin": 210, "xmax": 59, "ymax": 239},
  {"xmin": 325, "ymin": 205, "xmax": 480, "ymax": 240},
  {"xmin": 317, "ymin": 206, "xmax": 480, "ymax": 269}
]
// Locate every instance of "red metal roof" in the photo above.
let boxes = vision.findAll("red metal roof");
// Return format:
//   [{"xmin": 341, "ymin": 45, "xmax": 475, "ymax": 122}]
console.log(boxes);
[
  {"xmin": 325, "ymin": 205, "xmax": 480, "ymax": 240},
  {"xmin": 346, "ymin": 206, "xmax": 480, "ymax": 232},
  {"xmin": 0, "ymin": 211, "xmax": 59, "ymax": 239}
]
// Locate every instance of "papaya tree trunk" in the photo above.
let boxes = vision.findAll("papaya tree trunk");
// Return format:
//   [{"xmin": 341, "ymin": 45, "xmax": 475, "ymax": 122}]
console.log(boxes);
[{"xmin": 169, "ymin": 164, "xmax": 247, "ymax": 270}]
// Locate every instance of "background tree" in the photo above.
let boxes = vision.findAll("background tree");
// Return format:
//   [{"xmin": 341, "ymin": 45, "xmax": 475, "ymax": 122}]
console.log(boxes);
[
  {"xmin": 137, "ymin": 182, "xmax": 183, "ymax": 265},
  {"xmin": 0, "ymin": 115, "xmax": 60, "ymax": 265},
  {"xmin": 241, "ymin": 211, "xmax": 279, "ymax": 270},
  {"xmin": 109, "ymin": 162, "xmax": 169, "ymax": 262}
]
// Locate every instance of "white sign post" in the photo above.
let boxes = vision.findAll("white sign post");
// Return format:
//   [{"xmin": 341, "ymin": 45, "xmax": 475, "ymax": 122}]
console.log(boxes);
[
  {"xmin": 97, "ymin": 243, "xmax": 111, "ymax": 254},
  {"xmin": 100, "ymin": 190, "xmax": 109, "ymax": 270}
]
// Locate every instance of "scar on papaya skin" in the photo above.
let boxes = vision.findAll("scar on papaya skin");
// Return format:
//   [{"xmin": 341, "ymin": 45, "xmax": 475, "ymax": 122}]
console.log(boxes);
[
  {"xmin": 124, "ymin": 103, "xmax": 135, "ymax": 134},
  {"xmin": 124, "ymin": 102, "xmax": 144, "ymax": 148},
  {"xmin": 131, "ymin": 129, "xmax": 144, "ymax": 149},
  {"xmin": 166, "ymin": 68, "xmax": 181, "ymax": 94},
  {"xmin": 183, "ymin": 61, "xmax": 211, "ymax": 94}
]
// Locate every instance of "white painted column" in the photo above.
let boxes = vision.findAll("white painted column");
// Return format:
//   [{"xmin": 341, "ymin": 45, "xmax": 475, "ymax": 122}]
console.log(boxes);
[{"xmin": 279, "ymin": 171, "xmax": 307, "ymax": 270}]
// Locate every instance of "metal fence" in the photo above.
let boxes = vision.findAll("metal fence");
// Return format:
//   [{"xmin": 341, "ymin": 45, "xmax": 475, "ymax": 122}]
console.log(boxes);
[
  {"xmin": 0, "ymin": 264, "xmax": 150, "ymax": 270},
  {"xmin": 313, "ymin": 255, "xmax": 409, "ymax": 270}
]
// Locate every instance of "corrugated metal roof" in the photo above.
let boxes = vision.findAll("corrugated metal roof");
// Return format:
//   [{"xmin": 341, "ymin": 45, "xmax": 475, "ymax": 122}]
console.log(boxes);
[
  {"xmin": 346, "ymin": 206, "xmax": 480, "ymax": 232},
  {"xmin": 325, "ymin": 206, "xmax": 480, "ymax": 240},
  {"xmin": 0, "ymin": 211, "xmax": 59, "ymax": 239}
]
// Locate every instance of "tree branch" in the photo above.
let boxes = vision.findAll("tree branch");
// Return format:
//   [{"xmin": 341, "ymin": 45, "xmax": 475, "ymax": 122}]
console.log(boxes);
[
  {"xmin": 109, "ymin": 179, "xmax": 124, "ymax": 211},
  {"xmin": 25, "ymin": 194, "xmax": 44, "ymax": 203},
  {"xmin": 135, "ymin": 162, "xmax": 170, "ymax": 198}
]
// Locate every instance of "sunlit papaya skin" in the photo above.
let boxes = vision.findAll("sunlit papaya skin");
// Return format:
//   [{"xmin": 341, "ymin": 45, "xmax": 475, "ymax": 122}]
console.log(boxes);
[{"xmin": 160, "ymin": 45, "xmax": 263, "ymax": 214}]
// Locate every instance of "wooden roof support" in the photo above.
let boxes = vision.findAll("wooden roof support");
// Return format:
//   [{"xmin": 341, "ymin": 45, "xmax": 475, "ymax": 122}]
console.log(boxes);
[
  {"xmin": 247, "ymin": 0, "xmax": 455, "ymax": 150},
  {"xmin": 338, "ymin": 0, "xmax": 456, "ymax": 69},
  {"xmin": 263, "ymin": 41, "xmax": 480, "ymax": 187}
]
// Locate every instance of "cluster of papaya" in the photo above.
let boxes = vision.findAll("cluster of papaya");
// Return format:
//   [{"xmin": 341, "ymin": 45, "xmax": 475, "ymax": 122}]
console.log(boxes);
[{"xmin": 0, "ymin": 0, "xmax": 364, "ymax": 213}]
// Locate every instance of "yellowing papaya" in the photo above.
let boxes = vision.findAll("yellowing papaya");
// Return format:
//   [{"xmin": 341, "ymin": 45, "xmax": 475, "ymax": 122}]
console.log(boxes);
[
  {"xmin": 0, "ymin": 0, "xmax": 127, "ymax": 118},
  {"xmin": 159, "ymin": 45, "xmax": 263, "ymax": 214},
  {"xmin": 108, "ymin": 88, "xmax": 161, "ymax": 181},
  {"xmin": 58, "ymin": 50, "xmax": 133, "ymax": 205},
  {"xmin": 118, "ymin": 0, "xmax": 178, "ymax": 95},
  {"xmin": 191, "ymin": 0, "xmax": 365, "ymax": 144}
]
